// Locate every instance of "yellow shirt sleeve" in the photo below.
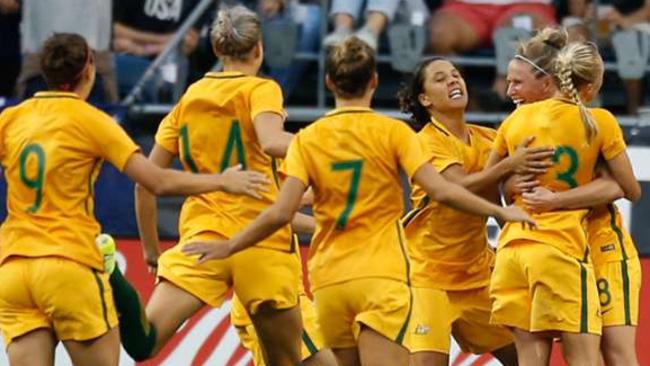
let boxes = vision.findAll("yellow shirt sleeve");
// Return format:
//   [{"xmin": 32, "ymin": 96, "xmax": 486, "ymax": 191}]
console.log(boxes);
[
  {"xmin": 420, "ymin": 130, "xmax": 461, "ymax": 173},
  {"xmin": 279, "ymin": 132, "xmax": 309, "ymax": 186},
  {"xmin": 250, "ymin": 80, "xmax": 285, "ymax": 121},
  {"xmin": 87, "ymin": 115, "xmax": 140, "ymax": 172},
  {"xmin": 493, "ymin": 118, "xmax": 511, "ymax": 157},
  {"xmin": 593, "ymin": 108, "xmax": 626, "ymax": 160},
  {"xmin": 155, "ymin": 103, "xmax": 181, "ymax": 154},
  {"xmin": 392, "ymin": 121, "xmax": 428, "ymax": 178}
]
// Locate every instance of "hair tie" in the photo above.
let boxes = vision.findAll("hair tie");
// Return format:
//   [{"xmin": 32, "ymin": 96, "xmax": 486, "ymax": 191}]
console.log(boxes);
[{"xmin": 514, "ymin": 54, "xmax": 549, "ymax": 76}]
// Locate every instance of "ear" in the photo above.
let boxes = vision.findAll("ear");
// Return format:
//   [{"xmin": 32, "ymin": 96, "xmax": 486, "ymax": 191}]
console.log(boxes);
[
  {"xmin": 325, "ymin": 74, "xmax": 335, "ymax": 93},
  {"xmin": 368, "ymin": 72, "xmax": 378, "ymax": 90},
  {"xmin": 418, "ymin": 93, "xmax": 432, "ymax": 108},
  {"xmin": 253, "ymin": 41, "xmax": 263, "ymax": 59}
]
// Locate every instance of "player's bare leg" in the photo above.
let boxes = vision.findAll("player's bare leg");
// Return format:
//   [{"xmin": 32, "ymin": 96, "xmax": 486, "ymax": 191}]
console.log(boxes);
[
  {"xmin": 601, "ymin": 326, "xmax": 639, "ymax": 366},
  {"xmin": 251, "ymin": 302, "xmax": 303, "ymax": 366},
  {"xmin": 6, "ymin": 329, "xmax": 56, "ymax": 366},
  {"xmin": 512, "ymin": 328, "xmax": 552, "ymax": 366},
  {"xmin": 411, "ymin": 351, "xmax": 448, "ymax": 366},
  {"xmin": 63, "ymin": 327, "xmax": 120, "ymax": 366}
]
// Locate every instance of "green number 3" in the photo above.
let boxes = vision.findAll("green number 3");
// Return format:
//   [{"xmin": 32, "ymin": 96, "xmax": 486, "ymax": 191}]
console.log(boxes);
[
  {"xmin": 19, "ymin": 144, "xmax": 45, "ymax": 213},
  {"xmin": 552, "ymin": 145, "xmax": 579, "ymax": 188},
  {"xmin": 331, "ymin": 160, "xmax": 363, "ymax": 230}
]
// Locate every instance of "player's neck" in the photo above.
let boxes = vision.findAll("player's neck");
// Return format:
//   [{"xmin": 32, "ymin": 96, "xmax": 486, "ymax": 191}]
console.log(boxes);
[
  {"xmin": 334, "ymin": 94, "xmax": 372, "ymax": 109},
  {"xmin": 430, "ymin": 109, "xmax": 467, "ymax": 141},
  {"xmin": 222, "ymin": 62, "xmax": 259, "ymax": 76}
]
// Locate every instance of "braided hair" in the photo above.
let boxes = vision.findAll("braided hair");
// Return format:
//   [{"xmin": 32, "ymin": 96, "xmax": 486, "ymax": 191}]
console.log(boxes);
[{"xmin": 553, "ymin": 42, "xmax": 601, "ymax": 143}]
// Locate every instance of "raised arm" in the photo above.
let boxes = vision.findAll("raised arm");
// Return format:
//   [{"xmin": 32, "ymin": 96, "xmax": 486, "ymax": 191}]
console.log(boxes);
[
  {"xmin": 522, "ymin": 167, "xmax": 624, "ymax": 213},
  {"xmin": 412, "ymin": 163, "xmax": 535, "ymax": 225},
  {"xmin": 442, "ymin": 137, "xmax": 554, "ymax": 194}
]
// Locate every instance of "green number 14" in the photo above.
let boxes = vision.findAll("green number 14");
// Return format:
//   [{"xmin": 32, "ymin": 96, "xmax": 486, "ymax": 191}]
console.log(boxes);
[
  {"xmin": 19, "ymin": 143, "xmax": 45, "ymax": 213},
  {"xmin": 331, "ymin": 160, "xmax": 363, "ymax": 230}
]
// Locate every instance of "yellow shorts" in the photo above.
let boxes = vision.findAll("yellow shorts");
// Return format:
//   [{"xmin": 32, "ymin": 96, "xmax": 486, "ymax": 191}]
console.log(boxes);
[
  {"xmin": 0, "ymin": 256, "xmax": 117, "ymax": 346},
  {"xmin": 313, "ymin": 278, "xmax": 411, "ymax": 349},
  {"xmin": 594, "ymin": 257, "xmax": 641, "ymax": 327},
  {"xmin": 490, "ymin": 243, "xmax": 601, "ymax": 334},
  {"xmin": 408, "ymin": 286, "xmax": 513, "ymax": 354},
  {"xmin": 233, "ymin": 293, "xmax": 326, "ymax": 365},
  {"xmin": 158, "ymin": 232, "xmax": 300, "ymax": 316}
]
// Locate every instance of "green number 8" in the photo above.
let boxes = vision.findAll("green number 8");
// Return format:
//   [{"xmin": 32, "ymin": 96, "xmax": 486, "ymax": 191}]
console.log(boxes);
[
  {"xmin": 597, "ymin": 278, "xmax": 611, "ymax": 307},
  {"xmin": 552, "ymin": 145, "xmax": 579, "ymax": 188},
  {"xmin": 19, "ymin": 144, "xmax": 46, "ymax": 213}
]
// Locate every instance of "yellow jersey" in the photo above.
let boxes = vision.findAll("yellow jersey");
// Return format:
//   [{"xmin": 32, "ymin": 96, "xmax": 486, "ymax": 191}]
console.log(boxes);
[
  {"xmin": 280, "ymin": 107, "xmax": 428, "ymax": 291},
  {"xmin": 493, "ymin": 99, "xmax": 627, "ymax": 259},
  {"xmin": 587, "ymin": 204, "xmax": 638, "ymax": 265},
  {"xmin": 0, "ymin": 91, "xmax": 139, "ymax": 270},
  {"xmin": 155, "ymin": 71, "xmax": 293, "ymax": 251},
  {"xmin": 404, "ymin": 120, "xmax": 496, "ymax": 290}
]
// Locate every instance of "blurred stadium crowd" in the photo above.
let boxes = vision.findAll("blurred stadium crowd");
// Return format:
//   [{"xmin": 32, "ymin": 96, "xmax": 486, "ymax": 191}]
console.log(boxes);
[{"xmin": 1, "ymin": 0, "xmax": 650, "ymax": 116}]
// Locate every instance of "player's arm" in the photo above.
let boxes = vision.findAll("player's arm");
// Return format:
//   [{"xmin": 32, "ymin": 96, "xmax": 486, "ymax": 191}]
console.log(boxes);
[
  {"xmin": 522, "ymin": 167, "xmax": 624, "ymax": 213},
  {"xmin": 291, "ymin": 212, "xmax": 315, "ymax": 234},
  {"xmin": 182, "ymin": 177, "xmax": 306, "ymax": 262},
  {"xmin": 134, "ymin": 144, "xmax": 174, "ymax": 272},
  {"xmin": 412, "ymin": 163, "xmax": 535, "ymax": 226},
  {"xmin": 442, "ymin": 137, "xmax": 554, "ymax": 194},
  {"xmin": 605, "ymin": 151, "xmax": 641, "ymax": 202},
  {"xmin": 123, "ymin": 152, "xmax": 268, "ymax": 197},
  {"xmin": 253, "ymin": 112, "xmax": 294, "ymax": 158}
]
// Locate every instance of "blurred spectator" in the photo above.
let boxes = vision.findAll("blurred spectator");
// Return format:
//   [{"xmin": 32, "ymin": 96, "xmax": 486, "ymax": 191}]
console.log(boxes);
[
  {"xmin": 0, "ymin": 0, "xmax": 20, "ymax": 99},
  {"xmin": 322, "ymin": 0, "xmax": 429, "ymax": 50},
  {"xmin": 258, "ymin": 0, "xmax": 322, "ymax": 98},
  {"xmin": 13, "ymin": 0, "xmax": 117, "ymax": 103},
  {"xmin": 112, "ymin": 0, "xmax": 209, "ymax": 102},
  {"xmin": 427, "ymin": 0, "xmax": 585, "ymax": 110},
  {"xmin": 595, "ymin": 0, "xmax": 650, "ymax": 114}
]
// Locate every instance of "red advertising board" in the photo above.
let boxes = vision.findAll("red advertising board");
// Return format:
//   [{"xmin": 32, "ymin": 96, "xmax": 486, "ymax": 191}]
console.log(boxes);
[{"xmin": 113, "ymin": 240, "xmax": 650, "ymax": 366}]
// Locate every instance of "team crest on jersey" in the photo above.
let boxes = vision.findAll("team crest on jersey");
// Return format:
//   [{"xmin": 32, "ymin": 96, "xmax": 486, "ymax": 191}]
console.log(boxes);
[
  {"xmin": 414, "ymin": 323, "xmax": 430, "ymax": 335},
  {"xmin": 600, "ymin": 243, "xmax": 615, "ymax": 252}
]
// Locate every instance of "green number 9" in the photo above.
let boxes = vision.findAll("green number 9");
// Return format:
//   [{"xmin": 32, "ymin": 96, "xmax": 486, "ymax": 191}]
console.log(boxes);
[{"xmin": 19, "ymin": 144, "xmax": 46, "ymax": 213}]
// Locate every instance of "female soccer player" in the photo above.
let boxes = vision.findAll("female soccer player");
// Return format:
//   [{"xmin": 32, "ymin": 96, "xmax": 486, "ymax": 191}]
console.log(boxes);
[
  {"xmin": 183, "ymin": 36, "xmax": 535, "ymax": 366},
  {"xmin": 505, "ymin": 28, "xmax": 642, "ymax": 366},
  {"xmin": 397, "ymin": 57, "xmax": 557, "ymax": 366},
  {"xmin": 110, "ymin": 6, "xmax": 311, "ymax": 366},
  {"xmin": 0, "ymin": 33, "xmax": 266, "ymax": 366},
  {"xmin": 487, "ymin": 40, "xmax": 641, "ymax": 366}
]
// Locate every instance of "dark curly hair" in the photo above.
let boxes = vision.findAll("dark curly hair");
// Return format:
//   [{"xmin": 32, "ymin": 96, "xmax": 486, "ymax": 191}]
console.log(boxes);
[{"xmin": 397, "ymin": 57, "xmax": 446, "ymax": 131}]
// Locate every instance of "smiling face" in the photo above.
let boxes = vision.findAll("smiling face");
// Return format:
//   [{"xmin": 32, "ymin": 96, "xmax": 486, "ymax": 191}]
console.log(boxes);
[
  {"xmin": 506, "ymin": 59, "xmax": 554, "ymax": 105},
  {"xmin": 417, "ymin": 59, "xmax": 468, "ymax": 113}
]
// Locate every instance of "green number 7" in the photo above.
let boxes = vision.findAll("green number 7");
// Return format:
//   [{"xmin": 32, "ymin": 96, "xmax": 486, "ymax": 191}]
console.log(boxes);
[
  {"xmin": 331, "ymin": 160, "xmax": 363, "ymax": 230},
  {"xmin": 19, "ymin": 144, "xmax": 46, "ymax": 213}
]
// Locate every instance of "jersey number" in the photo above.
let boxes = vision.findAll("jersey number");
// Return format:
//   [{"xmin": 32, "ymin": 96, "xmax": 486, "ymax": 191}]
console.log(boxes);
[
  {"xmin": 179, "ymin": 120, "xmax": 246, "ymax": 173},
  {"xmin": 552, "ymin": 145, "xmax": 578, "ymax": 188},
  {"xmin": 19, "ymin": 144, "xmax": 45, "ymax": 213},
  {"xmin": 597, "ymin": 278, "xmax": 611, "ymax": 307},
  {"xmin": 331, "ymin": 160, "xmax": 363, "ymax": 230}
]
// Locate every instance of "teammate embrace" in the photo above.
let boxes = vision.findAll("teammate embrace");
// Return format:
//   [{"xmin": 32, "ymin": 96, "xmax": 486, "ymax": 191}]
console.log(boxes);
[{"xmin": 0, "ymin": 8, "xmax": 641, "ymax": 366}]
